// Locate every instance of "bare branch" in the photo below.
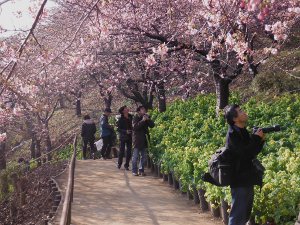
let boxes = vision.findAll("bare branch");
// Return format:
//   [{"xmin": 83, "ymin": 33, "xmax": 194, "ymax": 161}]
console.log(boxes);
[
  {"xmin": 276, "ymin": 66, "xmax": 300, "ymax": 80},
  {"xmin": 0, "ymin": 0, "xmax": 10, "ymax": 6},
  {"xmin": 46, "ymin": 99, "xmax": 60, "ymax": 122},
  {"xmin": 0, "ymin": 0, "xmax": 49, "ymax": 95},
  {"xmin": 36, "ymin": 0, "xmax": 102, "ymax": 75}
]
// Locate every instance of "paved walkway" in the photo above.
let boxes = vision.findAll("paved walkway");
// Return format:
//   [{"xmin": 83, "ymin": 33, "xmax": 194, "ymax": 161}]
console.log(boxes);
[{"xmin": 69, "ymin": 159, "xmax": 222, "ymax": 225}]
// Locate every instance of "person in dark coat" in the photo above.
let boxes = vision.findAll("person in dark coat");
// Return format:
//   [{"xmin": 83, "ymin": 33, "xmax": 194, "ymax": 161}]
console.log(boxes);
[
  {"xmin": 116, "ymin": 105, "xmax": 133, "ymax": 170},
  {"xmin": 132, "ymin": 106, "xmax": 155, "ymax": 176},
  {"xmin": 81, "ymin": 115, "xmax": 96, "ymax": 160},
  {"xmin": 224, "ymin": 104, "xmax": 265, "ymax": 225},
  {"xmin": 100, "ymin": 108, "xmax": 114, "ymax": 159}
]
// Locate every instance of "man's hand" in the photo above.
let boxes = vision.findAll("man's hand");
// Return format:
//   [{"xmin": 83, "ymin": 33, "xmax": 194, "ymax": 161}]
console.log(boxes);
[
  {"xmin": 255, "ymin": 128, "xmax": 265, "ymax": 140},
  {"xmin": 143, "ymin": 114, "xmax": 149, "ymax": 121}
]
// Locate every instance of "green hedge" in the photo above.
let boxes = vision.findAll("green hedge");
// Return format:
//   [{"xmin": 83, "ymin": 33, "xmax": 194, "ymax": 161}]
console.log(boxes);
[{"xmin": 149, "ymin": 93, "xmax": 300, "ymax": 224}]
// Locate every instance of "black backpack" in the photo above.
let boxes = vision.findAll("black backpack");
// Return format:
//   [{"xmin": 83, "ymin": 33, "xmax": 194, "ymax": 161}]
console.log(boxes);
[{"xmin": 202, "ymin": 147, "xmax": 234, "ymax": 187}]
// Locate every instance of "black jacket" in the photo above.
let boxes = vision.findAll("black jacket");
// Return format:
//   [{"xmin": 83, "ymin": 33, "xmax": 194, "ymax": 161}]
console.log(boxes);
[
  {"xmin": 81, "ymin": 119, "xmax": 96, "ymax": 141},
  {"xmin": 117, "ymin": 114, "xmax": 133, "ymax": 141},
  {"xmin": 132, "ymin": 114, "xmax": 155, "ymax": 149},
  {"xmin": 226, "ymin": 125, "xmax": 264, "ymax": 187}
]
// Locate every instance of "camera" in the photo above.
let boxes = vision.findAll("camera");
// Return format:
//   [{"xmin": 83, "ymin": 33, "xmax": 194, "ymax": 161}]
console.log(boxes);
[{"xmin": 253, "ymin": 125, "xmax": 281, "ymax": 134}]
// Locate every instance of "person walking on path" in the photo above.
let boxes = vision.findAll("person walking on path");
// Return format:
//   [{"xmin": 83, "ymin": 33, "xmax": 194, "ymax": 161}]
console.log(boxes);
[
  {"xmin": 81, "ymin": 115, "xmax": 96, "ymax": 160},
  {"xmin": 117, "ymin": 105, "xmax": 133, "ymax": 170},
  {"xmin": 100, "ymin": 108, "xmax": 114, "ymax": 159},
  {"xmin": 132, "ymin": 106, "xmax": 155, "ymax": 176},
  {"xmin": 224, "ymin": 104, "xmax": 265, "ymax": 225}
]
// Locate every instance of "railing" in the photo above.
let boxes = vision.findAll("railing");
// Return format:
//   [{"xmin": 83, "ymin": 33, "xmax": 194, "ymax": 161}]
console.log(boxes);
[
  {"xmin": 296, "ymin": 211, "xmax": 300, "ymax": 225},
  {"xmin": 27, "ymin": 133, "xmax": 76, "ymax": 166},
  {"xmin": 60, "ymin": 135, "xmax": 77, "ymax": 225}
]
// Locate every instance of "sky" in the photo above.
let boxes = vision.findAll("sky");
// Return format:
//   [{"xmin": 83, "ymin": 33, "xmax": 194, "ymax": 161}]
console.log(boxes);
[{"xmin": 0, "ymin": 0, "xmax": 56, "ymax": 32}]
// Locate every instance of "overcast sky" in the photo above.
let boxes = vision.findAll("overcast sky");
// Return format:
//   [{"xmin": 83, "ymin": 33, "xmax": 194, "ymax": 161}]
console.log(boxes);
[{"xmin": 0, "ymin": 0, "xmax": 56, "ymax": 32}]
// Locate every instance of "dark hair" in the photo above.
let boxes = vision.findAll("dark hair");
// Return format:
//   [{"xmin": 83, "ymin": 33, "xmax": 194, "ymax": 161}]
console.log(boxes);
[
  {"xmin": 104, "ymin": 108, "xmax": 112, "ymax": 113},
  {"xmin": 136, "ymin": 105, "xmax": 145, "ymax": 112},
  {"xmin": 83, "ymin": 115, "xmax": 91, "ymax": 120},
  {"xmin": 224, "ymin": 104, "xmax": 239, "ymax": 126},
  {"xmin": 118, "ymin": 105, "xmax": 127, "ymax": 115}
]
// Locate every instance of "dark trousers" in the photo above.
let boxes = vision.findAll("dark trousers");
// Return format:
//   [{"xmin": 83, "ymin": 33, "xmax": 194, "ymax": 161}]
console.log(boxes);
[
  {"xmin": 101, "ymin": 135, "xmax": 112, "ymax": 158},
  {"xmin": 82, "ymin": 138, "xmax": 95, "ymax": 159},
  {"xmin": 229, "ymin": 186, "xmax": 254, "ymax": 225},
  {"xmin": 117, "ymin": 138, "xmax": 132, "ymax": 168}
]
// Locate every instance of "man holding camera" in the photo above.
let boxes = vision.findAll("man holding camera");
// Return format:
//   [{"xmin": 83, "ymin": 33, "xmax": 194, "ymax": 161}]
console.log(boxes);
[
  {"xmin": 132, "ymin": 106, "xmax": 155, "ymax": 176},
  {"xmin": 224, "ymin": 104, "xmax": 265, "ymax": 225}
]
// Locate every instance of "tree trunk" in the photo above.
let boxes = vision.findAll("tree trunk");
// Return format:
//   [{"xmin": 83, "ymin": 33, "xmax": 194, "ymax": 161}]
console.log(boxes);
[
  {"xmin": 76, "ymin": 99, "xmax": 81, "ymax": 117},
  {"xmin": 30, "ymin": 138, "xmax": 36, "ymax": 159},
  {"xmin": 156, "ymin": 82, "xmax": 166, "ymax": 112},
  {"xmin": 25, "ymin": 113, "xmax": 36, "ymax": 159},
  {"xmin": 44, "ymin": 124, "xmax": 52, "ymax": 161},
  {"xmin": 36, "ymin": 138, "xmax": 42, "ymax": 166},
  {"xmin": 144, "ymin": 83, "xmax": 155, "ymax": 110},
  {"xmin": 104, "ymin": 92, "xmax": 113, "ymax": 109},
  {"xmin": 0, "ymin": 140, "xmax": 8, "ymax": 195},
  {"xmin": 211, "ymin": 60, "xmax": 231, "ymax": 114},
  {"xmin": 18, "ymin": 177, "xmax": 26, "ymax": 205},
  {"xmin": 144, "ymin": 102, "xmax": 153, "ymax": 110},
  {"xmin": 214, "ymin": 74, "xmax": 231, "ymax": 112},
  {"xmin": 0, "ymin": 141, "xmax": 6, "ymax": 170},
  {"xmin": 59, "ymin": 94, "xmax": 65, "ymax": 109},
  {"xmin": 118, "ymin": 78, "xmax": 155, "ymax": 110},
  {"xmin": 74, "ymin": 91, "xmax": 82, "ymax": 117},
  {"xmin": 9, "ymin": 201, "xmax": 17, "ymax": 223}
]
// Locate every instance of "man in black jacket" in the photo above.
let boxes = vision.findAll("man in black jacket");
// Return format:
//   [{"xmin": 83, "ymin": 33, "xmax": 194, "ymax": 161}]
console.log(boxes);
[
  {"xmin": 132, "ymin": 106, "xmax": 155, "ymax": 176},
  {"xmin": 81, "ymin": 115, "xmax": 96, "ymax": 160},
  {"xmin": 116, "ymin": 105, "xmax": 133, "ymax": 170},
  {"xmin": 224, "ymin": 104, "xmax": 265, "ymax": 225}
]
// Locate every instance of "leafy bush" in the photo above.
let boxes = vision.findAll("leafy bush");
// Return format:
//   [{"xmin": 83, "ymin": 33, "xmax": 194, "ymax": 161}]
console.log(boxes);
[
  {"xmin": 149, "ymin": 93, "xmax": 300, "ymax": 224},
  {"xmin": 55, "ymin": 142, "xmax": 82, "ymax": 160}
]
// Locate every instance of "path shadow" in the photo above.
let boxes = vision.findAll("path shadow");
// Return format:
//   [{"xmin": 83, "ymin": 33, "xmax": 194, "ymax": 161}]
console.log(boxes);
[{"xmin": 124, "ymin": 171, "xmax": 159, "ymax": 225}]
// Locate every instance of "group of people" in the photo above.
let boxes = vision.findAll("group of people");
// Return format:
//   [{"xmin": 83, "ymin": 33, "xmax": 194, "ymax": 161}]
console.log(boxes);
[
  {"xmin": 80, "ymin": 105, "xmax": 155, "ymax": 176},
  {"xmin": 82, "ymin": 103, "xmax": 267, "ymax": 225}
]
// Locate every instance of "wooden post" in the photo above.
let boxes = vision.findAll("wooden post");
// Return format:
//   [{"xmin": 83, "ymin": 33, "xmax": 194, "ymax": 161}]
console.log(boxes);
[{"xmin": 295, "ymin": 212, "xmax": 300, "ymax": 225}]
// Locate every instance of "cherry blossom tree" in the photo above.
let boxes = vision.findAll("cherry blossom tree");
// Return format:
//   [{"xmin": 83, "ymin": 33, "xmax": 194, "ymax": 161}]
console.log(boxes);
[
  {"xmin": 73, "ymin": 0, "xmax": 300, "ymax": 111},
  {"xmin": 1, "ymin": 0, "xmax": 299, "ymax": 149}
]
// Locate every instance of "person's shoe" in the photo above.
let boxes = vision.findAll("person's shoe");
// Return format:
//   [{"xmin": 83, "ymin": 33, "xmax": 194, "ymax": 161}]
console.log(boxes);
[
  {"xmin": 116, "ymin": 164, "xmax": 121, "ymax": 169},
  {"xmin": 132, "ymin": 173, "xmax": 139, "ymax": 176},
  {"xmin": 139, "ymin": 172, "xmax": 146, "ymax": 176},
  {"xmin": 124, "ymin": 166, "xmax": 130, "ymax": 171}
]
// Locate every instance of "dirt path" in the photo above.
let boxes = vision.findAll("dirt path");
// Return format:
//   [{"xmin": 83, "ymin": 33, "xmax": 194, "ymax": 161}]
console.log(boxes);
[{"xmin": 69, "ymin": 159, "xmax": 222, "ymax": 225}]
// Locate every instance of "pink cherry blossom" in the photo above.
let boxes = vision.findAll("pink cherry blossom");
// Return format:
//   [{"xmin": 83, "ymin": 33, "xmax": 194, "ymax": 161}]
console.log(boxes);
[
  {"xmin": 145, "ymin": 54, "xmax": 157, "ymax": 66},
  {"xmin": 0, "ymin": 133, "xmax": 6, "ymax": 142}
]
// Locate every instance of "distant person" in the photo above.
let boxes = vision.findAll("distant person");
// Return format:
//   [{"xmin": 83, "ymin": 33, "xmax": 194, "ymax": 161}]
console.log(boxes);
[
  {"xmin": 100, "ymin": 108, "xmax": 114, "ymax": 159},
  {"xmin": 81, "ymin": 115, "xmax": 96, "ymax": 160},
  {"xmin": 132, "ymin": 106, "xmax": 155, "ymax": 176},
  {"xmin": 116, "ymin": 105, "xmax": 133, "ymax": 170}
]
